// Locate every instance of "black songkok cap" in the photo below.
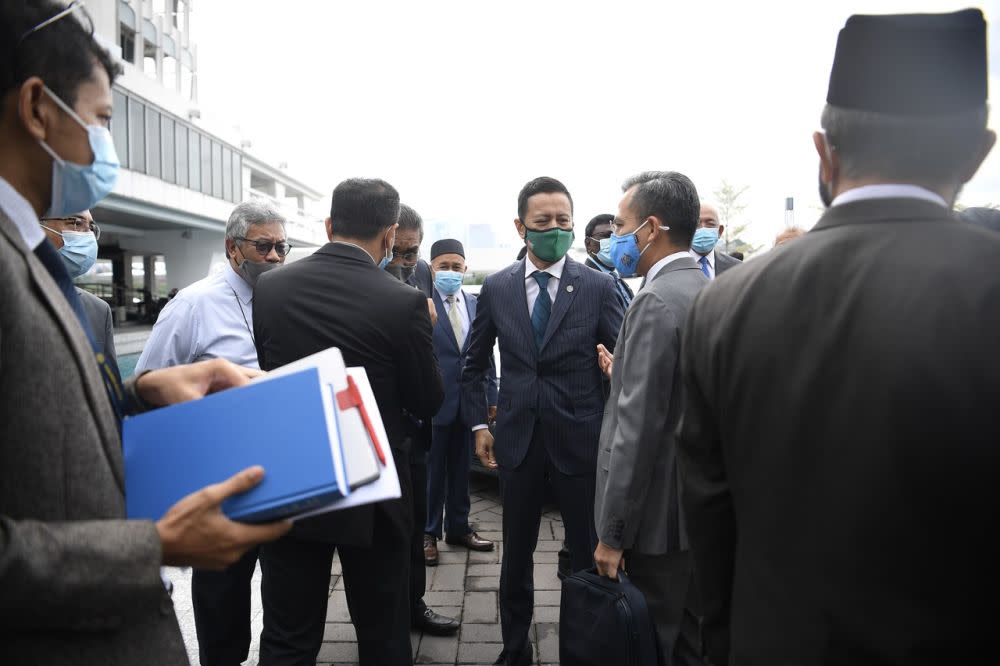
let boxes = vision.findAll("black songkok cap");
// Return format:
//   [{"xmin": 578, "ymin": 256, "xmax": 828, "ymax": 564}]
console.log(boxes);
[
  {"xmin": 827, "ymin": 9, "xmax": 987, "ymax": 116},
  {"xmin": 431, "ymin": 239, "xmax": 465, "ymax": 259}
]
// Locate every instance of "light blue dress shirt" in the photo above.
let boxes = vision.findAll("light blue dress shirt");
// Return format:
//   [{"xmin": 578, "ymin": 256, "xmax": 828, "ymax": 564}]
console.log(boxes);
[{"xmin": 135, "ymin": 264, "xmax": 260, "ymax": 372}]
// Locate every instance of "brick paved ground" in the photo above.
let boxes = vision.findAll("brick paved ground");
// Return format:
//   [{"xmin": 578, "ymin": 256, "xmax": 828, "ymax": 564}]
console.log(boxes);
[{"xmin": 166, "ymin": 473, "xmax": 565, "ymax": 665}]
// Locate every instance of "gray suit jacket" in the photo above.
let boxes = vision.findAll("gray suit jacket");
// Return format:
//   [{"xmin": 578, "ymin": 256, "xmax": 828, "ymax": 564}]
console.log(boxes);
[
  {"xmin": 714, "ymin": 250, "xmax": 741, "ymax": 275},
  {"xmin": 0, "ymin": 211, "xmax": 186, "ymax": 664},
  {"xmin": 76, "ymin": 287, "xmax": 117, "ymax": 368},
  {"xmin": 595, "ymin": 256, "xmax": 707, "ymax": 555}
]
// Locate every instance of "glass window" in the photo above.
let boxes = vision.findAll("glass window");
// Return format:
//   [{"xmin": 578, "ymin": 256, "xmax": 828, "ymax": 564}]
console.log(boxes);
[
  {"xmin": 143, "ymin": 41, "xmax": 157, "ymax": 79},
  {"xmin": 233, "ymin": 153, "xmax": 242, "ymax": 200},
  {"xmin": 175, "ymin": 124, "xmax": 187, "ymax": 188},
  {"xmin": 188, "ymin": 130, "xmax": 201, "ymax": 192},
  {"xmin": 127, "ymin": 97, "xmax": 145, "ymax": 173},
  {"xmin": 200, "ymin": 135, "xmax": 211, "ymax": 193},
  {"xmin": 180, "ymin": 64, "xmax": 193, "ymax": 100},
  {"xmin": 145, "ymin": 108, "xmax": 161, "ymax": 177},
  {"xmin": 111, "ymin": 89, "xmax": 128, "ymax": 169},
  {"xmin": 161, "ymin": 116, "xmax": 175, "ymax": 183},
  {"xmin": 222, "ymin": 147, "xmax": 233, "ymax": 202},
  {"xmin": 211, "ymin": 142, "xmax": 223, "ymax": 199},
  {"xmin": 119, "ymin": 26, "xmax": 135, "ymax": 62}
]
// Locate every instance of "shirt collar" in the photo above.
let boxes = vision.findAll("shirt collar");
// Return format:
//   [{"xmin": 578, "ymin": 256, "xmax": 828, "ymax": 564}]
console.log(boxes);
[
  {"xmin": 646, "ymin": 251, "xmax": 692, "ymax": 283},
  {"xmin": 689, "ymin": 248, "xmax": 716, "ymax": 268},
  {"xmin": 0, "ymin": 176, "xmax": 45, "ymax": 250},
  {"xmin": 330, "ymin": 240, "xmax": 379, "ymax": 264},
  {"xmin": 223, "ymin": 262, "xmax": 254, "ymax": 304},
  {"xmin": 524, "ymin": 255, "xmax": 567, "ymax": 281},
  {"xmin": 436, "ymin": 286, "xmax": 464, "ymax": 302},
  {"xmin": 831, "ymin": 184, "xmax": 949, "ymax": 209}
]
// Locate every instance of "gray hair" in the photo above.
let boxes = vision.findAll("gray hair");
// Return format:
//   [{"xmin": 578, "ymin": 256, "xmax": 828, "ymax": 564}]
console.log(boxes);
[
  {"xmin": 397, "ymin": 203, "xmax": 423, "ymax": 236},
  {"xmin": 821, "ymin": 103, "xmax": 988, "ymax": 185},
  {"xmin": 225, "ymin": 200, "xmax": 287, "ymax": 241}
]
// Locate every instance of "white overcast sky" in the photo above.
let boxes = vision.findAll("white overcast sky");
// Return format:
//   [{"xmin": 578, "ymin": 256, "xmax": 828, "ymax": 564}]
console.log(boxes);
[{"xmin": 191, "ymin": 0, "xmax": 999, "ymax": 252}]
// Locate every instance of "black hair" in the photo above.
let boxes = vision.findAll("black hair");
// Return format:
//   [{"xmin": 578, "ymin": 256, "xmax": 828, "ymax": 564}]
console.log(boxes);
[
  {"xmin": 397, "ymin": 203, "xmax": 423, "ymax": 237},
  {"xmin": 585, "ymin": 213, "xmax": 615, "ymax": 238},
  {"xmin": 621, "ymin": 171, "xmax": 700, "ymax": 247},
  {"xmin": 1, "ymin": 1, "xmax": 121, "ymax": 107},
  {"xmin": 959, "ymin": 206, "xmax": 1000, "ymax": 233},
  {"xmin": 517, "ymin": 176, "xmax": 573, "ymax": 222},
  {"xmin": 329, "ymin": 178, "xmax": 401, "ymax": 241}
]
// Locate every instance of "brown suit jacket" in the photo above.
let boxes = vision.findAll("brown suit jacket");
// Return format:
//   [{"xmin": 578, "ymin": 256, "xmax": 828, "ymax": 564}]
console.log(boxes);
[{"xmin": 0, "ymin": 210, "xmax": 187, "ymax": 665}]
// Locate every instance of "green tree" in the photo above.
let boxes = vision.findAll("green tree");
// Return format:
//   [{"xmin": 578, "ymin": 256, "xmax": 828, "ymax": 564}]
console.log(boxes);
[{"xmin": 712, "ymin": 179, "xmax": 761, "ymax": 255}]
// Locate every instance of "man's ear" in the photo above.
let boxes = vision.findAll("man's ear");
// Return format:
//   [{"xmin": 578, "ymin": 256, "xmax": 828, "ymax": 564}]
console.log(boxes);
[
  {"xmin": 717, "ymin": 224, "xmax": 725, "ymax": 241},
  {"xmin": 960, "ymin": 128, "xmax": 996, "ymax": 185},
  {"xmin": 16, "ymin": 77, "xmax": 52, "ymax": 142},
  {"xmin": 813, "ymin": 131, "xmax": 838, "ymax": 187},
  {"xmin": 514, "ymin": 217, "xmax": 525, "ymax": 239},
  {"xmin": 324, "ymin": 217, "xmax": 333, "ymax": 241}
]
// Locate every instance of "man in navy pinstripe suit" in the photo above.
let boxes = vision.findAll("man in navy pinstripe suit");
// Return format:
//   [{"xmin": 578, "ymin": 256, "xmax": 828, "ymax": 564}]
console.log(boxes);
[{"xmin": 461, "ymin": 177, "xmax": 625, "ymax": 666}]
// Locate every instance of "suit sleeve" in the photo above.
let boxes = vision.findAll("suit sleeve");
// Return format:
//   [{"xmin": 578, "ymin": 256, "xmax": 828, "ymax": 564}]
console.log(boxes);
[
  {"xmin": 133, "ymin": 298, "xmax": 198, "ymax": 372},
  {"xmin": 486, "ymin": 355, "xmax": 499, "ymax": 407},
  {"xmin": 397, "ymin": 291, "xmax": 444, "ymax": 420},
  {"xmin": 677, "ymin": 296, "xmax": 735, "ymax": 666},
  {"xmin": 0, "ymin": 516, "xmax": 165, "ymax": 631},
  {"xmin": 597, "ymin": 273, "xmax": 625, "ymax": 353},
  {"xmin": 597, "ymin": 294, "xmax": 679, "ymax": 550},
  {"xmin": 461, "ymin": 277, "xmax": 498, "ymax": 428},
  {"xmin": 100, "ymin": 300, "xmax": 118, "ymax": 368}
]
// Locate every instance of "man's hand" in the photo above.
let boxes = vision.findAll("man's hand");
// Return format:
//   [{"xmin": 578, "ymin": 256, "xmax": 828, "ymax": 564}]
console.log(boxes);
[
  {"xmin": 488, "ymin": 405, "xmax": 497, "ymax": 423},
  {"xmin": 594, "ymin": 541, "xmax": 625, "ymax": 580},
  {"xmin": 596, "ymin": 344, "xmax": 614, "ymax": 379},
  {"xmin": 427, "ymin": 298, "xmax": 438, "ymax": 327},
  {"xmin": 156, "ymin": 466, "xmax": 292, "ymax": 570},
  {"xmin": 475, "ymin": 429, "xmax": 497, "ymax": 469},
  {"xmin": 136, "ymin": 358, "xmax": 261, "ymax": 407}
]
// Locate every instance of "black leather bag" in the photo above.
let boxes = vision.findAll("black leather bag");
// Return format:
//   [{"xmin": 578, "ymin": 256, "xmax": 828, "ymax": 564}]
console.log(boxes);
[{"xmin": 559, "ymin": 567, "xmax": 658, "ymax": 666}]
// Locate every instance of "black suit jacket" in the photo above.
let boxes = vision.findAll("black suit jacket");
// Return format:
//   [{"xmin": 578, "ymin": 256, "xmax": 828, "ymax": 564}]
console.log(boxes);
[
  {"xmin": 461, "ymin": 256, "xmax": 624, "ymax": 475},
  {"xmin": 253, "ymin": 242, "xmax": 444, "ymax": 545},
  {"xmin": 678, "ymin": 198, "xmax": 1000, "ymax": 665}
]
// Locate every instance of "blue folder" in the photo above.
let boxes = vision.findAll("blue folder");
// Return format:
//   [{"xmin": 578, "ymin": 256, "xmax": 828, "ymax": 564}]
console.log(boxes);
[{"xmin": 123, "ymin": 366, "xmax": 349, "ymax": 523}]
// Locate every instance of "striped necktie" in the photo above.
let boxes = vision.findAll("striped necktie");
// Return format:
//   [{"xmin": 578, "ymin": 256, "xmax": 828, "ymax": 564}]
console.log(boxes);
[
  {"xmin": 531, "ymin": 271, "xmax": 551, "ymax": 349},
  {"xmin": 446, "ymin": 294, "xmax": 465, "ymax": 348},
  {"xmin": 699, "ymin": 255, "xmax": 712, "ymax": 279}
]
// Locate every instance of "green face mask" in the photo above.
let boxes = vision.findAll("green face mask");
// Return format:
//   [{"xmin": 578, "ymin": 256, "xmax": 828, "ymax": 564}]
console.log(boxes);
[{"xmin": 524, "ymin": 227, "xmax": 574, "ymax": 262}]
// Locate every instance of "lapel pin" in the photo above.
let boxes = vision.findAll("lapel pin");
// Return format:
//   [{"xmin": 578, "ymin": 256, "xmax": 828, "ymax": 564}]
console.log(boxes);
[{"xmin": 566, "ymin": 285, "xmax": 574, "ymax": 293}]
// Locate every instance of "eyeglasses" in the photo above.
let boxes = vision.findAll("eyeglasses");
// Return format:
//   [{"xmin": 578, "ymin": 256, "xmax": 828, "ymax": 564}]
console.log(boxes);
[
  {"xmin": 18, "ymin": 0, "xmax": 94, "ymax": 48},
  {"xmin": 237, "ymin": 237, "xmax": 292, "ymax": 257},
  {"xmin": 42, "ymin": 215, "xmax": 101, "ymax": 240},
  {"xmin": 393, "ymin": 249, "xmax": 420, "ymax": 262}
]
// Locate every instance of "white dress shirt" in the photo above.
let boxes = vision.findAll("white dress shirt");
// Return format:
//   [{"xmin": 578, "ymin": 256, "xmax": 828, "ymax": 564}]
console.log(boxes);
[
  {"xmin": 436, "ymin": 286, "xmax": 470, "ymax": 345},
  {"xmin": 831, "ymin": 183, "xmax": 949, "ymax": 209},
  {"xmin": 645, "ymin": 251, "xmax": 693, "ymax": 284},
  {"xmin": 689, "ymin": 248, "xmax": 716, "ymax": 279},
  {"xmin": 524, "ymin": 255, "xmax": 566, "ymax": 314},
  {"xmin": 134, "ymin": 264, "xmax": 260, "ymax": 372},
  {"xmin": 0, "ymin": 176, "xmax": 45, "ymax": 250}
]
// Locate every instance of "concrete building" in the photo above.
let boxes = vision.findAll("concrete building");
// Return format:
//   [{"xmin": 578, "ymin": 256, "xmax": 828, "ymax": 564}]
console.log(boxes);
[{"xmin": 79, "ymin": 0, "xmax": 326, "ymax": 323}]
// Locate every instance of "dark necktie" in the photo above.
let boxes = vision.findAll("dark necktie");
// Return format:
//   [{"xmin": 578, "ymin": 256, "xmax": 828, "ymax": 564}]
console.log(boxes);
[
  {"xmin": 699, "ymin": 255, "xmax": 712, "ymax": 279},
  {"xmin": 531, "ymin": 271, "xmax": 551, "ymax": 349},
  {"xmin": 34, "ymin": 239, "xmax": 125, "ymax": 423}
]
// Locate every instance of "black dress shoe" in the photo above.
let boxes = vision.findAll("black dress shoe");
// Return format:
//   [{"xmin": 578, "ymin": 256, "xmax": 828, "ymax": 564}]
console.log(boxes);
[
  {"xmin": 445, "ymin": 531, "xmax": 495, "ymax": 552},
  {"xmin": 494, "ymin": 644, "xmax": 533, "ymax": 666},
  {"xmin": 413, "ymin": 607, "xmax": 459, "ymax": 636}
]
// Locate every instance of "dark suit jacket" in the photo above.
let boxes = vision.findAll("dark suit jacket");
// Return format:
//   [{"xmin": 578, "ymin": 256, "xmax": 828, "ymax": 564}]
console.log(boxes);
[
  {"xmin": 253, "ymin": 242, "xmax": 444, "ymax": 545},
  {"xmin": 713, "ymin": 249, "xmax": 741, "ymax": 275},
  {"xmin": 461, "ymin": 256, "xmax": 624, "ymax": 475},
  {"xmin": 678, "ymin": 198, "xmax": 1000, "ymax": 665},
  {"xmin": 595, "ymin": 257, "xmax": 706, "ymax": 554},
  {"xmin": 76, "ymin": 287, "xmax": 117, "ymax": 368},
  {"xmin": 406, "ymin": 258, "xmax": 434, "ymax": 296},
  {"xmin": 0, "ymin": 212, "xmax": 185, "ymax": 664},
  {"xmin": 431, "ymin": 288, "xmax": 497, "ymax": 426}
]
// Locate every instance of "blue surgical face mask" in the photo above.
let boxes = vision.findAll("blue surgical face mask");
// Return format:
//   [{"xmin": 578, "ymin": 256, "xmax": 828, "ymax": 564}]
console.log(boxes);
[
  {"xmin": 37, "ymin": 86, "xmax": 120, "ymax": 218},
  {"xmin": 435, "ymin": 270, "xmax": 463, "ymax": 295},
  {"xmin": 52, "ymin": 228, "xmax": 98, "ymax": 279},
  {"xmin": 691, "ymin": 227, "xmax": 720, "ymax": 255},
  {"xmin": 609, "ymin": 220, "xmax": 655, "ymax": 278},
  {"xmin": 588, "ymin": 236, "xmax": 615, "ymax": 270},
  {"xmin": 377, "ymin": 230, "xmax": 394, "ymax": 270}
]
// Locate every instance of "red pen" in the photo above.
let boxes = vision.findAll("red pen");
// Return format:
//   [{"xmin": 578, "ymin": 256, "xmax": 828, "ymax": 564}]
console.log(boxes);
[{"xmin": 336, "ymin": 376, "xmax": 387, "ymax": 466}]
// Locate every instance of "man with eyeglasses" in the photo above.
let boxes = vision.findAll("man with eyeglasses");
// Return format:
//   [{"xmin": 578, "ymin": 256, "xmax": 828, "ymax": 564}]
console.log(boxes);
[
  {"xmin": 40, "ymin": 209, "xmax": 117, "ymax": 368},
  {"xmin": 135, "ymin": 200, "xmax": 289, "ymax": 666}
]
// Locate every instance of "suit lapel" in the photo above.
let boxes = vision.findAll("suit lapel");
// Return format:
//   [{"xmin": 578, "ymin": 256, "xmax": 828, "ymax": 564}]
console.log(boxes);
[
  {"xmin": 510, "ymin": 260, "xmax": 537, "ymax": 354},
  {"xmin": 540, "ymin": 257, "xmax": 581, "ymax": 351},
  {"xmin": 648, "ymin": 256, "xmax": 700, "ymax": 285},
  {"xmin": 0, "ymin": 213, "xmax": 125, "ymax": 491},
  {"xmin": 433, "ymin": 289, "xmax": 461, "ymax": 351},
  {"xmin": 462, "ymin": 290, "xmax": 476, "ymax": 354}
]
